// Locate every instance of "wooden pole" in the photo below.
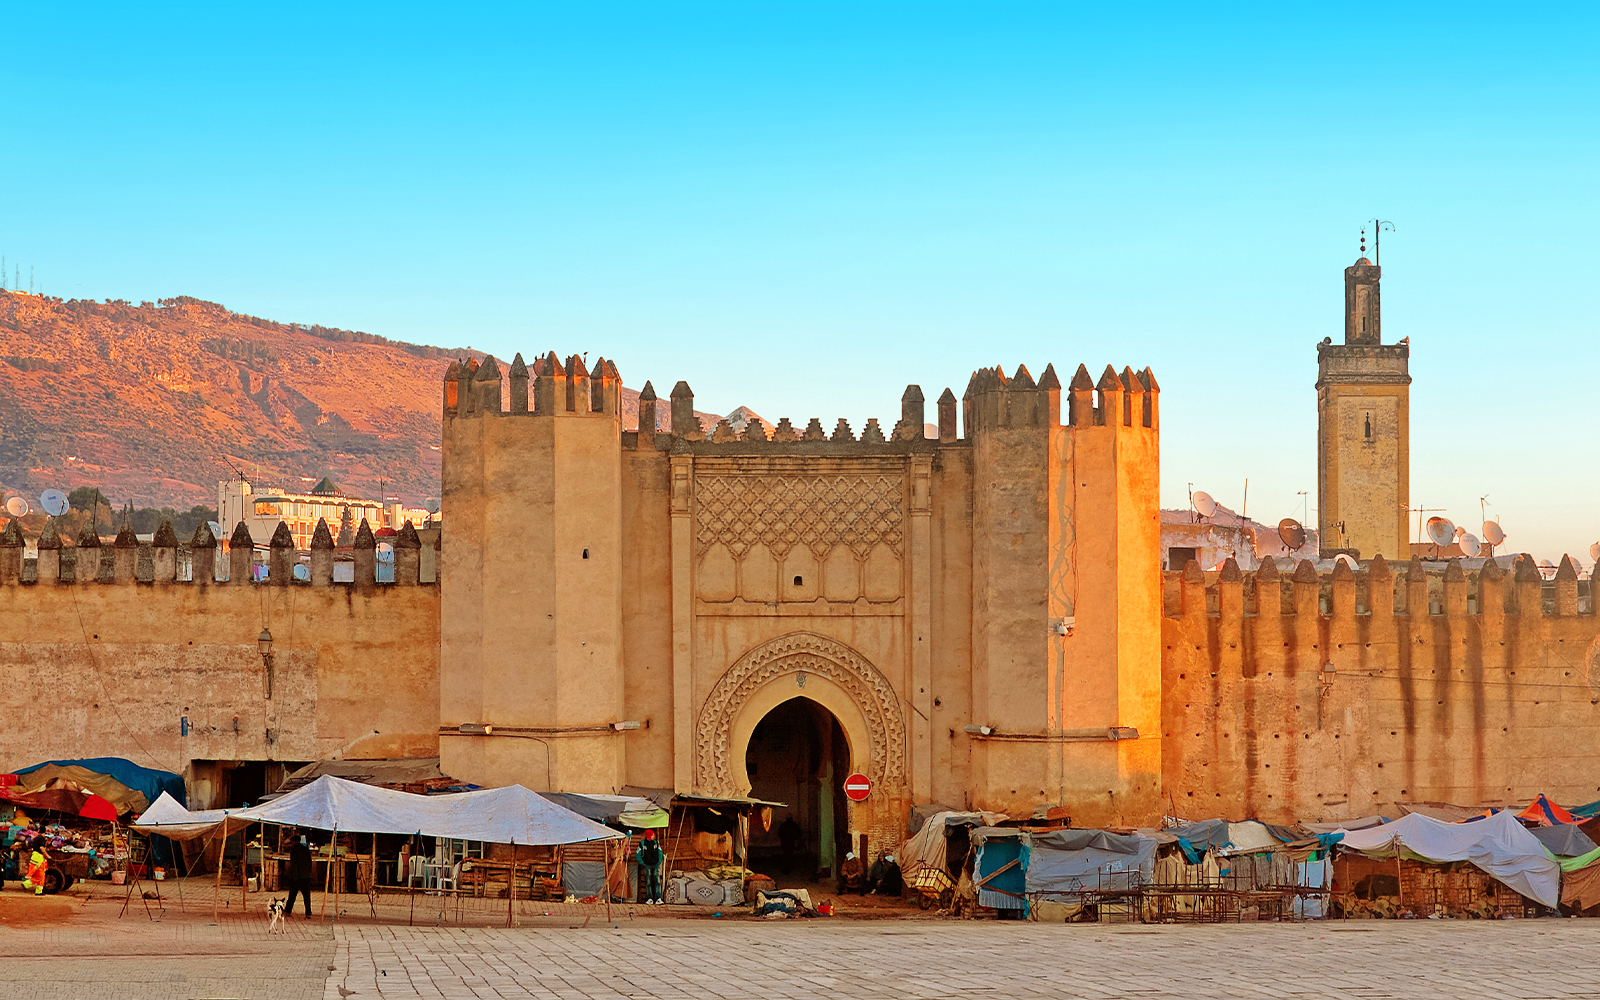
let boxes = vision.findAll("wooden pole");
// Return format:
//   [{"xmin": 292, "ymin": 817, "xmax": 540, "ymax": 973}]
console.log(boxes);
[
  {"xmin": 508, "ymin": 839, "xmax": 515, "ymax": 927},
  {"xmin": 241, "ymin": 824, "xmax": 248, "ymax": 911},
  {"xmin": 320, "ymin": 825, "xmax": 337, "ymax": 918},
  {"xmin": 604, "ymin": 839, "xmax": 612, "ymax": 923},
  {"xmin": 213, "ymin": 824, "xmax": 224, "ymax": 919}
]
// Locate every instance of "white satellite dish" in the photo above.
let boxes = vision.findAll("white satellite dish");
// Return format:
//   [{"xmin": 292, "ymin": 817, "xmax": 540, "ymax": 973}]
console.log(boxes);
[
  {"xmin": 1538, "ymin": 558, "xmax": 1558, "ymax": 580},
  {"xmin": 1426, "ymin": 517, "xmax": 1456, "ymax": 548},
  {"xmin": 376, "ymin": 542, "xmax": 395, "ymax": 563},
  {"xmin": 207, "ymin": 521, "xmax": 224, "ymax": 540},
  {"xmin": 1278, "ymin": 518, "xmax": 1306, "ymax": 552},
  {"xmin": 1590, "ymin": 541, "xmax": 1600, "ymax": 564},
  {"xmin": 1333, "ymin": 553, "xmax": 1358, "ymax": 571},
  {"xmin": 4, "ymin": 496, "xmax": 29, "ymax": 518},
  {"xmin": 40, "ymin": 489, "xmax": 69, "ymax": 517},
  {"xmin": 1191, "ymin": 491, "xmax": 1218, "ymax": 518},
  {"xmin": 292, "ymin": 563, "xmax": 310, "ymax": 581},
  {"xmin": 1459, "ymin": 533, "xmax": 1482, "ymax": 557},
  {"xmin": 1482, "ymin": 521, "xmax": 1506, "ymax": 546}
]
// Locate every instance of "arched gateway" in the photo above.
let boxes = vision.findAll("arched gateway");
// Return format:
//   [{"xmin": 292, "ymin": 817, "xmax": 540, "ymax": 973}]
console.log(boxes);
[{"xmin": 696, "ymin": 632, "xmax": 907, "ymax": 796}]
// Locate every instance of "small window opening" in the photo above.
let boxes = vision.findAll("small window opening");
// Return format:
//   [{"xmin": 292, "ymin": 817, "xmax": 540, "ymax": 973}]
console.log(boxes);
[
  {"xmin": 582, "ymin": 549, "xmax": 590, "ymax": 560},
  {"xmin": 1364, "ymin": 413, "xmax": 1372, "ymax": 439},
  {"xmin": 793, "ymin": 575, "xmax": 804, "ymax": 586},
  {"xmin": 1362, "ymin": 316, "xmax": 1368, "ymax": 333}
]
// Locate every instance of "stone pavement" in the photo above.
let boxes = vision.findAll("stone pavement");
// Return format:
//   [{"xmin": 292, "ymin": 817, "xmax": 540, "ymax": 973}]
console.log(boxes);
[
  {"xmin": 332, "ymin": 918, "xmax": 1600, "ymax": 1000},
  {"xmin": 8, "ymin": 877, "xmax": 1600, "ymax": 999}
]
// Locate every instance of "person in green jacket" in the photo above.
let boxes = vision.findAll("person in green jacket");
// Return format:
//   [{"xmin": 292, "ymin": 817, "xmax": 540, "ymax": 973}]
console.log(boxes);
[{"xmin": 636, "ymin": 830, "xmax": 665, "ymax": 905}]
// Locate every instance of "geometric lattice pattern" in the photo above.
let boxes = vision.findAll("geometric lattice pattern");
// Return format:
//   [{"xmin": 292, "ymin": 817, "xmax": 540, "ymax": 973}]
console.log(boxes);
[{"xmin": 694, "ymin": 475, "xmax": 904, "ymax": 558}]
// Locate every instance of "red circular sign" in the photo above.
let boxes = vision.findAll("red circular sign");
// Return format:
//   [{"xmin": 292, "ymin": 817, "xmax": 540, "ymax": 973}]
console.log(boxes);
[{"xmin": 843, "ymin": 772, "xmax": 872, "ymax": 802}]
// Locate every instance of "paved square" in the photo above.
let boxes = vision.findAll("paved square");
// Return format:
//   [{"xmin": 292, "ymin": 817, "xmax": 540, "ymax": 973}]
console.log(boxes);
[{"xmin": 333, "ymin": 918, "xmax": 1600, "ymax": 1000}]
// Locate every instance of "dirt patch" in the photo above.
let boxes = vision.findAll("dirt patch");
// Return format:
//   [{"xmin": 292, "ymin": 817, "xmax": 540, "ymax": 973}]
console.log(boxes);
[{"xmin": 0, "ymin": 888, "xmax": 82, "ymax": 926}]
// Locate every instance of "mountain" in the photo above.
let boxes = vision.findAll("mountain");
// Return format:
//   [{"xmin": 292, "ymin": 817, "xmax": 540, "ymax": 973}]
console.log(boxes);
[{"xmin": 0, "ymin": 290, "xmax": 714, "ymax": 512}]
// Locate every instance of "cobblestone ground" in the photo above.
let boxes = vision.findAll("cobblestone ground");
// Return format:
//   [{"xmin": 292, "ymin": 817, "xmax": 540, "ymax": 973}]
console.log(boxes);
[
  {"xmin": 333, "ymin": 919, "xmax": 1600, "ymax": 1000},
  {"xmin": 7, "ymin": 879, "xmax": 1600, "ymax": 999}
]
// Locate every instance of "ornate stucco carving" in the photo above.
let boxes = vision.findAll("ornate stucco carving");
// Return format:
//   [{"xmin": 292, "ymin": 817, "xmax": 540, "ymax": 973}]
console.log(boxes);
[
  {"xmin": 696, "ymin": 632, "xmax": 907, "ymax": 794},
  {"xmin": 694, "ymin": 474, "xmax": 903, "ymax": 558}
]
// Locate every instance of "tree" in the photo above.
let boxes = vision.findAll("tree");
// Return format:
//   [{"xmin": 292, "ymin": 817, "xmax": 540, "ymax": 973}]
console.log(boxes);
[{"xmin": 66, "ymin": 487, "xmax": 108, "ymax": 514}]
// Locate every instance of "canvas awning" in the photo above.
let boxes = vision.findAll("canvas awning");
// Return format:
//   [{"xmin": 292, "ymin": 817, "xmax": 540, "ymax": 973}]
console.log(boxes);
[
  {"xmin": 1025, "ymin": 829, "xmax": 1157, "ymax": 893},
  {"xmin": 133, "ymin": 775, "xmax": 624, "ymax": 846},
  {"xmin": 541, "ymin": 792, "xmax": 670, "ymax": 829},
  {"xmin": 9, "ymin": 758, "xmax": 185, "ymax": 816},
  {"xmin": 1516, "ymin": 794, "xmax": 1576, "ymax": 827},
  {"xmin": 1528, "ymin": 822, "xmax": 1598, "ymax": 859},
  {"xmin": 1333, "ymin": 809, "xmax": 1559, "ymax": 908}
]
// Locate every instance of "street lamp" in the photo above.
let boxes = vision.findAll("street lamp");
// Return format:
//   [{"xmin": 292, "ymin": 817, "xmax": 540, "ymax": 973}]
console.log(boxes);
[{"xmin": 258, "ymin": 627, "xmax": 274, "ymax": 700}]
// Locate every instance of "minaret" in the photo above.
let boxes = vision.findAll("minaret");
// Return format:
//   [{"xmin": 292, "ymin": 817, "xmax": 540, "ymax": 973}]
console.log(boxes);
[{"xmin": 1316, "ymin": 256, "xmax": 1410, "ymax": 559}]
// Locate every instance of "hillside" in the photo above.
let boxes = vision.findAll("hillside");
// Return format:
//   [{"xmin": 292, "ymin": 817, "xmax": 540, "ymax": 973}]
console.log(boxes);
[{"xmin": 0, "ymin": 290, "xmax": 708, "ymax": 512}]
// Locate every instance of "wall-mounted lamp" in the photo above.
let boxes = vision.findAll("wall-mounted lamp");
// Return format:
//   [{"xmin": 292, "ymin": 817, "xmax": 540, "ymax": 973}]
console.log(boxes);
[
  {"xmin": 458, "ymin": 723, "xmax": 493, "ymax": 735},
  {"xmin": 1050, "ymin": 617, "xmax": 1076, "ymax": 637},
  {"xmin": 257, "ymin": 627, "xmax": 274, "ymax": 700},
  {"xmin": 611, "ymin": 720, "xmax": 643, "ymax": 731},
  {"xmin": 963, "ymin": 724, "xmax": 994, "ymax": 736}
]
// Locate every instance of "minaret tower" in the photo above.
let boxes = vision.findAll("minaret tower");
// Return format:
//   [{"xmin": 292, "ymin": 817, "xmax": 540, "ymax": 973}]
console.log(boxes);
[{"xmin": 1316, "ymin": 255, "xmax": 1410, "ymax": 559}]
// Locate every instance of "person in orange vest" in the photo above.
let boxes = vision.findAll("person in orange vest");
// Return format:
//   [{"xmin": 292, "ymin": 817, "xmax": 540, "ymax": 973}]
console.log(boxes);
[{"xmin": 26, "ymin": 840, "xmax": 49, "ymax": 896}]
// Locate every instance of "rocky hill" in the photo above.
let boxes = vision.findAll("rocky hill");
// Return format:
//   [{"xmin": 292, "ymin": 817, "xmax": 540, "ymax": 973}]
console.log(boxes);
[{"xmin": 0, "ymin": 290, "xmax": 710, "ymax": 512}]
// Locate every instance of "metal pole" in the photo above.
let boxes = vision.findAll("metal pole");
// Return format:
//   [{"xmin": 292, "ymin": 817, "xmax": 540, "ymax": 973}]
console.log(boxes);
[{"xmin": 508, "ymin": 839, "xmax": 515, "ymax": 927}]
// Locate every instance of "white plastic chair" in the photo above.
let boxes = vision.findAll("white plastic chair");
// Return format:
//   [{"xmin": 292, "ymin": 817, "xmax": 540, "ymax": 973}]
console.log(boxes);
[
  {"xmin": 407, "ymin": 854, "xmax": 429, "ymax": 889},
  {"xmin": 435, "ymin": 861, "xmax": 460, "ymax": 894}
]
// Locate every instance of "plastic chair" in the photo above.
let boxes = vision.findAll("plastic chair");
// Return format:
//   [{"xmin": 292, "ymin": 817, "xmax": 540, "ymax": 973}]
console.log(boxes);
[
  {"xmin": 407, "ymin": 854, "xmax": 429, "ymax": 889},
  {"xmin": 435, "ymin": 861, "xmax": 460, "ymax": 894}
]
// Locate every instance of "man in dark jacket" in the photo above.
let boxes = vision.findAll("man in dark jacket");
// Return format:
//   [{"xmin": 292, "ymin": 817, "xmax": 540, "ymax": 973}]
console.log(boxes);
[{"xmin": 285, "ymin": 834, "xmax": 315, "ymax": 917}]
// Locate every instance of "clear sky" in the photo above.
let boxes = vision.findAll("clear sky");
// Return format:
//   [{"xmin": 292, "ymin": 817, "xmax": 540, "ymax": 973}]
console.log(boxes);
[{"xmin": 2, "ymin": 4, "xmax": 1596, "ymax": 561}]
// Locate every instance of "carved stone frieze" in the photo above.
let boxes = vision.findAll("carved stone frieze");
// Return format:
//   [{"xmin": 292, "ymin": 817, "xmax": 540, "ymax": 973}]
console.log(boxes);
[
  {"xmin": 696, "ymin": 631, "xmax": 907, "ymax": 795},
  {"xmin": 694, "ymin": 475, "xmax": 903, "ymax": 558}
]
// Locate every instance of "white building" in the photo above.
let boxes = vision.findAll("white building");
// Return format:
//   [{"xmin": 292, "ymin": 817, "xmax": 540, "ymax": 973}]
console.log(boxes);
[{"xmin": 217, "ymin": 477, "xmax": 433, "ymax": 550}]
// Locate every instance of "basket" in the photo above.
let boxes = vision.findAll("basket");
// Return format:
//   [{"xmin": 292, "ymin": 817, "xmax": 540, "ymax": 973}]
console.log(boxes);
[
  {"xmin": 110, "ymin": 871, "xmax": 127, "ymax": 885},
  {"xmin": 910, "ymin": 866, "xmax": 953, "ymax": 894}
]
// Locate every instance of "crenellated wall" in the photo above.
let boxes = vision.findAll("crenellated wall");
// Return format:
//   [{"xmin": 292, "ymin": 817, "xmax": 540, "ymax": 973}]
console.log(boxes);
[
  {"xmin": 1162, "ymin": 553, "xmax": 1600, "ymax": 824},
  {"xmin": 0, "ymin": 516, "xmax": 442, "ymax": 803},
  {"xmin": 440, "ymin": 352, "xmax": 1165, "ymax": 842}
]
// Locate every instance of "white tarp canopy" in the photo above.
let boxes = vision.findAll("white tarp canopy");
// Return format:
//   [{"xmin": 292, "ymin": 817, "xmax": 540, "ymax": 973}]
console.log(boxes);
[
  {"xmin": 133, "ymin": 775, "xmax": 624, "ymax": 846},
  {"xmin": 1334, "ymin": 809, "xmax": 1559, "ymax": 909},
  {"xmin": 1025, "ymin": 829, "xmax": 1158, "ymax": 893},
  {"xmin": 133, "ymin": 792, "xmax": 231, "ymax": 839}
]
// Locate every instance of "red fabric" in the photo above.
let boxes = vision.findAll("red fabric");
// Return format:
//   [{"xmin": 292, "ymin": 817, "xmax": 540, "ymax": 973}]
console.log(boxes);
[
  {"xmin": 1517, "ymin": 794, "xmax": 1576, "ymax": 827},
  {"xmin": 79, "ymin": 794, "xmax": 118, "ymax": 821}
]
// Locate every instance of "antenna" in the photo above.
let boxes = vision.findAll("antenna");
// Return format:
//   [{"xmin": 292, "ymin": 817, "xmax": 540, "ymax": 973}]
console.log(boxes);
[
  {"xmin": 1191, "ymin": 490, "xmax": 1217, "ymax": 519},
  {"xmin": 4, "ymin": 496, "xmax": 29, "ymax": 518},
  {"xmin": 1296, "ymin": 491, "xmax": 1308, "ymax": 525},
  {"xmin": 1367, "ymin": 218, "xmax": 1395, "ymax": 265},
  {"xmin": 1482, "ymin": 521, "xmax": 1506, "ymax": 547},
  {"xmin": 40, "ymin": 489, "xmax": 68, "ymax": 517},
  {"xmin": 1458, "ymin": 533, "xmax": 1482, "ymax": 558}
]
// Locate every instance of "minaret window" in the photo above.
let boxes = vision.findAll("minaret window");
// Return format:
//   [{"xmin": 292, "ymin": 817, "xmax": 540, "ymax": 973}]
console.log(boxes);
[{"xmin": 1364, "ymin": 413, "xmax": 1372, "ymax": 439}]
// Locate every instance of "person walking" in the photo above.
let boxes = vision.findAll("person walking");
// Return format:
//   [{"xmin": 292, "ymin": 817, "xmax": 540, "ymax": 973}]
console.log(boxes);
[
  {"xmin": 285, "ymin": 834, "xmax": 316, "ymax": 917},
  {"xmin": 636, "ymin": 829, "xmax": 665, "ymax": 905},
  {"xmin": 26, "ymin": 840, "xmax": 48, "ymax": 896}
]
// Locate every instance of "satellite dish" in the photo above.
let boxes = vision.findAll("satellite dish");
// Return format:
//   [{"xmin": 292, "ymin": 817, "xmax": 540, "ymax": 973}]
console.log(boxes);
[
  {"xmin": 1590, "ymin": 542, "xmax": 1600, "ymax": 564},
  {"xmin": 207, "ymin": 521, "xmax": 224, "ymax": 540},
  {"xmin": 4, "ymin": 496, "xmax": 29, "ymax": 518},
  {"xmin": 1192, "ymin": 491, "xmax": 1218, "ymax": 518},
  {"xmin": 40, "ymin": 489, "xmax": 68, "ymax": 517},
  {"xmin": 1426, "ymin": 517, "xmax": 1456, "ymax": 548},
  {"xmin": 376, "ymin": 542, "xmax": 395, "ymax": 563},
  {"xmin": 291, "ymin": 563, "xmax": 310, "ymax": 581},
  {"xmin": 1482, "ymin": 521, "xmax": 1506, "ymax": 546},
  {"xmin": 1333, "ymin": 553, "xmax": 1358, "ymax": 572},
  {"xmin": 1459, "ymin": 533, "xmax": 1482, "ymax": 557},
  {"xmin": 1278, "ymin": 518, "xmax": 1306, "ymax": 551}
]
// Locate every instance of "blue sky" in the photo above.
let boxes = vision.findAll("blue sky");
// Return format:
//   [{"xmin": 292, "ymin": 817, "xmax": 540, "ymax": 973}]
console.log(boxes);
[{"xmin": 2, "ymin": 4, "xmax": 1596, "ymax": 560}]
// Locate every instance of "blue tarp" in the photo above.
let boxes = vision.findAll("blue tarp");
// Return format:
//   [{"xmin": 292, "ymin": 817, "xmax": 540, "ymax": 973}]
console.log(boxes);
[
  {"xmin": 972, "ymin": 828, "xmax": 1026, "ymax": 910},
  {"xmin": 13, "ymin": 757, "xmax": 185, "ymax": 814}
]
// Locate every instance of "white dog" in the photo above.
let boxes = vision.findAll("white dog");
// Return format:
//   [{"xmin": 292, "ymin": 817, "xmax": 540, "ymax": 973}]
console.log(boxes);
[{"xmin": 267, "ymin": 896, "xmax": 287, "ymax": 934}]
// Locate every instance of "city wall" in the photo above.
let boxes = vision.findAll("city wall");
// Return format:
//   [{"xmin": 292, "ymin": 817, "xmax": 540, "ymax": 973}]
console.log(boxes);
[
  {"xmin": 1162, "ymin": 554, "xmax": 1600, "ymax": 824},
  {"xmin": 0, "ymin": 520, "xmax": 441, "ymax": 807}
]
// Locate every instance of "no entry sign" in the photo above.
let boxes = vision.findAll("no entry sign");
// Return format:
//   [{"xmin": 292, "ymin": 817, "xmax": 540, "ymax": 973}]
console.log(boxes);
[{"xmin": 843, "ymin": 772, "xmax": 872, "ymax": 802}]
